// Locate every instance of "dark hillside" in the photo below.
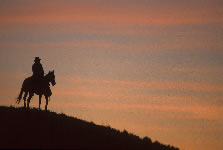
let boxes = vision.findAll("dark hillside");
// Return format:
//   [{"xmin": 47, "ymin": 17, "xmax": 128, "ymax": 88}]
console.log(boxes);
[{"xmin": 0, "ymin": 106, "xmax": 179, "ymax": 149}]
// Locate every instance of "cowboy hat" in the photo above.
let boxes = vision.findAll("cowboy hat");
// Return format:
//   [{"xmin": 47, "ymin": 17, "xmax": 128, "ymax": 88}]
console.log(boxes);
[{"xmin": 34, "ymin": 57, "xmax": 41, "ymax": 62}]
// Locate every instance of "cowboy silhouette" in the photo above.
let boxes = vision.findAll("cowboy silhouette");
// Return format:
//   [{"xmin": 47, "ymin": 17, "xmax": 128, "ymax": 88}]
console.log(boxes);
[
  {"xmin": 32, "ymin": 57, "xmax": 45, "ymax": 92},
  {"xmin": 32, "ymin": 57, "xmax": 44, "ymax": 78},
  {"xmin": 17, "ymin": 56, "xmax": 56, "ymax": 110}
]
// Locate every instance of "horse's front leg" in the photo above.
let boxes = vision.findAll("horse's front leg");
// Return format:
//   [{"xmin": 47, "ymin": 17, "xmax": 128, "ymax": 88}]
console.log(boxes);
[
  {"xmin": 45, "ymin": 96, "xmax": 48, "ymax": 111},
  {"xmin": 39, "ymin": 95, "xmax": 42, "ymax": 110}
]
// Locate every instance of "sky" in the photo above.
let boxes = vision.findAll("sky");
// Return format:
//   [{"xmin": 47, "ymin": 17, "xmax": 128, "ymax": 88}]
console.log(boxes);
[{"xmin": 0, "ymin": 0, "xmax": 223, "ymax": 149}]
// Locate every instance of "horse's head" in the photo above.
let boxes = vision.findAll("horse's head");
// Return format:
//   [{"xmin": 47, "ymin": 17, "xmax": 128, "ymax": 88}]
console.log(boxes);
[{"xmin": 48, "ymin": 70, "xmax": 56, "ymax": 86}]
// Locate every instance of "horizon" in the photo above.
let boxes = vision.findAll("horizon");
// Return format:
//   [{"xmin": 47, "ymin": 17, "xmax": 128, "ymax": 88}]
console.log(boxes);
[{"xmin": 0, "ymin": 1, "xmax": 223, "ymax": 150}]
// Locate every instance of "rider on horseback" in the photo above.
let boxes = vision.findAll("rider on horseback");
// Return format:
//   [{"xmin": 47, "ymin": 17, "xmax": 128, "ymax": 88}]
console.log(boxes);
[
  {"xmin": 32, "ymin": 57, "xmax": 44, "ymax": 91},
  {"xmin": 17, "ymin": 57, "xmax": 55, "ymax": 110}
]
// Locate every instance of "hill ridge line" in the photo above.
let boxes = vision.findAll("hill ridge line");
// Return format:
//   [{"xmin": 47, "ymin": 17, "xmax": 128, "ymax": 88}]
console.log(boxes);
[{"xmin": 0, "ymin": 106, "xmax": 179, "ymax": 150}]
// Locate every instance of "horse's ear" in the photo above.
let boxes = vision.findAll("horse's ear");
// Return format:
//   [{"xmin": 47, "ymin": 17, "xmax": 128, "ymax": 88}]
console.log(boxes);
[{"xmin": 52, "ymin": 70, "xmax": 54, "ymax": 73}]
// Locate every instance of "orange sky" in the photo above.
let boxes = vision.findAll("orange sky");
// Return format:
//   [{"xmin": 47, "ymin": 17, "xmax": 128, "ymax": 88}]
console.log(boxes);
[{"xmin": 0, "ymin": 1, "xmax": 223, "ymax": 150}]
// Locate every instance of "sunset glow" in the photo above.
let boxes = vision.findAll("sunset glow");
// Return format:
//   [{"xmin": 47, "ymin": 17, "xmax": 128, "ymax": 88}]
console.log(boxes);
[{"xmin": 0, "ymin": 1, "xmax": 223, "ymax": 150}]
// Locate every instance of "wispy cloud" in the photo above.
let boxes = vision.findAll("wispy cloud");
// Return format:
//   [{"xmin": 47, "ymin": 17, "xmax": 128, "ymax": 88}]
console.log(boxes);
[
  {"xmin": 51, "ymin": 99, "xmax": 223, "ymax": 121},
  {"xmin": 1, "ymin": 0, "xmax": 222, "ymax": 25},
  {"xmin": 56, "ymin": 75, "xmax": 223, "ymax": 93}
]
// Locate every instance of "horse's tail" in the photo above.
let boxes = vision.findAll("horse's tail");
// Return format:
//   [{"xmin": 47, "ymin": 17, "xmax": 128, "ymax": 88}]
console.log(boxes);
[{"xmin": 16, "ymin": 88, "xmax": 23, "ymax": 104}]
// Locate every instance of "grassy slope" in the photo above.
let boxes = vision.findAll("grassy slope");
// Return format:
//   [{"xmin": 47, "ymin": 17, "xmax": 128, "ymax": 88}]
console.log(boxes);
[{"xmin": 0, "ymin": 106, "xmax": 179, "ymax": 149}]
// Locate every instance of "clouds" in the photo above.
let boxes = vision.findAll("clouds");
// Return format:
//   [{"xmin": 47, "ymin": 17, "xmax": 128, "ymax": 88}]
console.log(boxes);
[
  {"xmin": 1, "ymin": 0, "xmax": 222, "ymax": 25},
  {"xmin": 0, "ymin": 1, "xmax": 223, "ymax": 150}
]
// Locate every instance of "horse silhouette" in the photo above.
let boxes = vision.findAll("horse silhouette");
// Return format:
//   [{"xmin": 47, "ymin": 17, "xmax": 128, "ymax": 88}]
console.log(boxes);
[{"xmin": 17, "ymin": 70, "xmax": 56, "ymax": 110}]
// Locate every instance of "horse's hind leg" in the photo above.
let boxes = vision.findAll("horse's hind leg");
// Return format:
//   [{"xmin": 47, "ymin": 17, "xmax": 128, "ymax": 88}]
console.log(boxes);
[
  {"xmin": 27, "ymin": 92, "xmax": 34, "ymax": 109},
  {"xmin": 23, "ymin": 91, "xmax": 28, "ymax": 108},
  {"xmin": 39, "ymin": 95, "xmax": 42, "ymax": 110}
]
